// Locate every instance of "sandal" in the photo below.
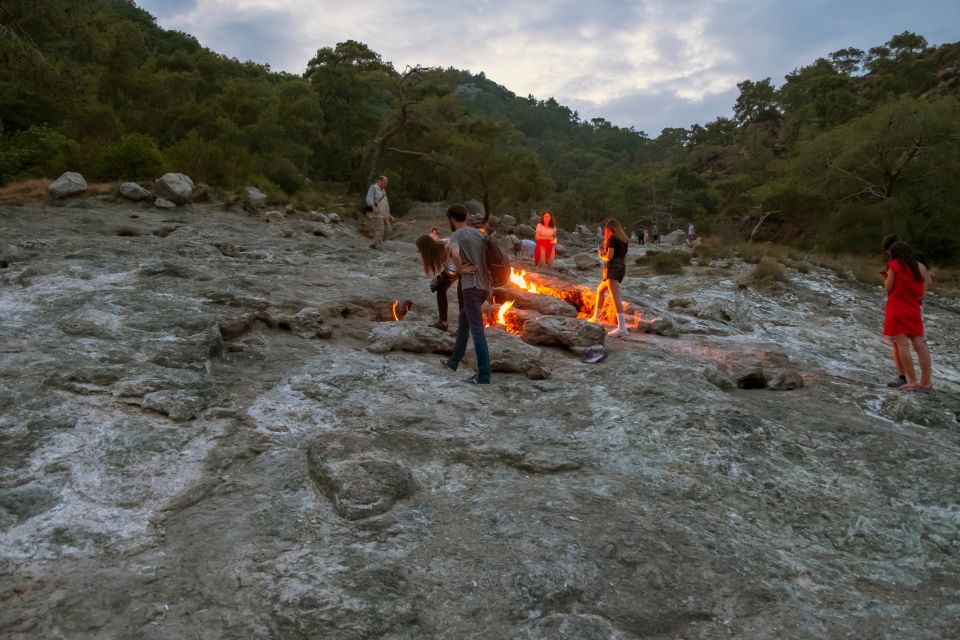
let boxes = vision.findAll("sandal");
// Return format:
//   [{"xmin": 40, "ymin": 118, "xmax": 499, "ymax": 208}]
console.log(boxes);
[{"xmin": 431, "ymin": 320, "xmax": 448, "ymax": 332}]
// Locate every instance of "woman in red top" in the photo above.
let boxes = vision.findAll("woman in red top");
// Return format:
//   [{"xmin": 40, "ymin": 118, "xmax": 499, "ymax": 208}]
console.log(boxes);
[{"xmin": 883, "ymin": 241, "xmax": 932, "ymax": 391}]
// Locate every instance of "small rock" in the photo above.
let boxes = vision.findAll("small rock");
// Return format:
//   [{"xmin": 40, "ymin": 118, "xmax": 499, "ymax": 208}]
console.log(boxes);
[
  {"xmin": 119, "ymin": 182, "xmax": 152, "ymax": 201},
  {"xmin": 326, "ymin": 212, "xmax": 341, "ymax": 224},
  {"xmin": 262, "ymin": 211, "xmax": 283, "ymax": 223},
  {"xmin": 521, "ymin": 316, "xmax": 606, "ymax": 349},
  {"xmin": 154, "ymin": 197, "xmax": 176, "ymax": 209},
  {"xmin": 239, "ymin": 186, "xmax": 268, "ymax": 209}
]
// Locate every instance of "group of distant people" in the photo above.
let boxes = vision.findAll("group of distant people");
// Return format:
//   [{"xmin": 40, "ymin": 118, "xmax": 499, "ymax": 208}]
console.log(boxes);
[{"xmin": 370, "ymin": 176, "xmax": 936, "ymax": 391}]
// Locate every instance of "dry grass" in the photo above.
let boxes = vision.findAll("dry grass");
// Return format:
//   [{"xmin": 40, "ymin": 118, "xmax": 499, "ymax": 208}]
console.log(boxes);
[
  {"xmin": 749, "ymin": 257, "xmax": 788, "ymax": 283},
  {"xmin": 635, "ymin": 250, "xmax": 691, "ymax": 274},
  {"xmin": 0, "ymin": 179, "xmax": 51, "ymax": 205},
  {"xmin": 0, "ymin": 179, "xmax": 116, "ymax": 206}
]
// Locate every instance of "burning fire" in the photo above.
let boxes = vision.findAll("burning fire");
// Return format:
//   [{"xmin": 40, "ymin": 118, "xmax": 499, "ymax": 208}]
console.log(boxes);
[
  {"xmin": 486, "ymin": 266, "xmax": 645, "ymax": 332},
  {"xmin": 497, "ymin": 300, "xmax": 514, "ymax": 325},
  {"xmin": 509, "ymin": 268, "xmax": 539, "ymax": 294},
  {"xmin": 391, "ymin": 301, "xmax": 400, "ymax": 321}
]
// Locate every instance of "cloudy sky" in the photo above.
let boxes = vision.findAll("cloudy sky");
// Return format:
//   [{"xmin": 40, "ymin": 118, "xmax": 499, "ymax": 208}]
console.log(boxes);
[{"xmin": 136, "ymin": 0, "xmax": 958, "ymax": 136}]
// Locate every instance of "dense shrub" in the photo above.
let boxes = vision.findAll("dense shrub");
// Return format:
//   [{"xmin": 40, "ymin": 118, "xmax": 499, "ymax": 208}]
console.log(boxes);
[
  {"xmin": 0, "ymin": 126, "xmax": 78, "ymax": 184},
  {"xmin": 95, "ymin": 133, "xmax": 166, "ymax": 180}
]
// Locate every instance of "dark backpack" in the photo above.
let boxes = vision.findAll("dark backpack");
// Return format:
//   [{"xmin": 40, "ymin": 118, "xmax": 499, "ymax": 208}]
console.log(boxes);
[{"xmin": 484, "ymin": 233, "xmax": 511, "ymax": 288}]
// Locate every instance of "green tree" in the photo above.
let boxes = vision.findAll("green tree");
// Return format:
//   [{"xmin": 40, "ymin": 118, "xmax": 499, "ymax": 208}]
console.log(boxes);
[{"xmin": 733, "ymin": 78, "xmax": 780, "ymax": 125}]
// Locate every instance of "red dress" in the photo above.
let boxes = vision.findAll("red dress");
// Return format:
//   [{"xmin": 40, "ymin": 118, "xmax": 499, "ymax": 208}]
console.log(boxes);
[{"xmin": 883, "ymin": 259, "xmax": 925, "ymax": 337}]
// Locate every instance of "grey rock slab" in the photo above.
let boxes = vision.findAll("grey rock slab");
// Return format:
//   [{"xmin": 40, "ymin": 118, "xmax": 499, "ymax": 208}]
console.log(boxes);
[
  {"xmin": 239, "ymin": 186, "xmax": 268, "ymax": 209},
  {"xmin": 574, "ymin": 252, "xmax": 597, "ymax": 269},
  {"xmin": 154, "ymin": 197, "xmax": 176, "ymax": 209},
  {"xmin": 48, "ymin": 172, "xmax": 88, "ymax": 199},
  {"xmin": 307, "ymin": 448, "xmax": 415, "ymax": 520}
]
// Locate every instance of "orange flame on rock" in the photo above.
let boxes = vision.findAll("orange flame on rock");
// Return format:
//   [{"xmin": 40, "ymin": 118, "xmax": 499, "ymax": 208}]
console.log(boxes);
[
  {"xmin": 509, "ymin": 268, "xmax": 539, "ymax": 294},
  {"xmin": 391, "ymin": 301, "xmax": 400, "ymax": 321},
  {"xmin": 497, "ymin": 300, "xmax": 515, "ymax": 325}
]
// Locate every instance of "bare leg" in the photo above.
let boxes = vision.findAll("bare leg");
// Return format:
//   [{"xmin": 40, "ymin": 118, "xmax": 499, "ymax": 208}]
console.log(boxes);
[
  {"xmin": 892, "ymin": 342, "xmax": 904, "ymax": 376},
  {"xmin": 608, "ymin": 280, "xmax": 628, "ymax": 336},
  {"xmin": 893, "ymin": 335, "xmax": 917, "ymax": 386},
  {"xmin": 911, "ymin": 336, "xmax": 932, "ymax": 387},
  {"xmin": 590, "ymin": 281, "xmax": 608, "ymax": 323}
]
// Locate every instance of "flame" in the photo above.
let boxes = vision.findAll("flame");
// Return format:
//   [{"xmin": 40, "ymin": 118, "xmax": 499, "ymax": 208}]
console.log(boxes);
[
  {"xmin": 391, "ymin": 301, "xmax": 400, "ymax": 321},
  {"xmin": 509, "ymin": 268, "xmax": 539, "ymax": 294},
  {"xmin": 497, "ymin": 300, "xmax": 515, "ymax": 325}
]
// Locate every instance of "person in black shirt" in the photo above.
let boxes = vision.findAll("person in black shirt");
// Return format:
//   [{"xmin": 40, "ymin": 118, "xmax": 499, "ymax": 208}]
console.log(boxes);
[{"xmin": 588, "ymin": 218, "xmax": 630, "ymax": 337}]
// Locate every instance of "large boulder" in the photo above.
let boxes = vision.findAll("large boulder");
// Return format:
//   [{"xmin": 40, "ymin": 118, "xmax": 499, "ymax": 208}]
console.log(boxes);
[
  {"xmin": 521, "ymin": 316, "xmax": 606, "ymax": 349},
  {"xmin": 366, "ymin": 322, "xmax": 455, "ymax": 355},
  {"xmin": 704, "ymin": 351, "xmax": 803, "ymax": 390},
  {"xmin": 48, "ymin": 172, "xmax": 87, "ymax": 199},
  {"xmin": 119, "ymin": 182, "xmax": 152, "ymax": 201},
  {"xmin": 493, "ymin": 288, "xmax": 579, "ymax": 317},
  {"xmin": 462, "ymin": 327, "xmax": 550, "ymax": 379},
  {"xmin": 574, "ymin": 253, "xmax": 597, "ymax": 270},
  {"xmin": 500, "ymin": 214, "xmax": 517, "ymax": 228},
  {"xmin": 515, "ymin": 224, "xmax": 535, "ymax": 239},
  {"xmin": 663, "ymin": 229, "xmax": 687, "ymax": 245},
  {"xmin": 153, "ymin": 173, "xmax": 196, "ymax": 205},
  {"xmin": 239, "ymin": 186, "xmax": 268, "ymax": 209}
]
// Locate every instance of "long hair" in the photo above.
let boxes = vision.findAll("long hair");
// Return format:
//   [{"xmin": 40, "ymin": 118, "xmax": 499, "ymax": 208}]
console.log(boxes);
[
  {"xmin": 604, "ymin": 218, "xmax": 629, "ymax": 245},
  {"xmin": 415, "ymin": 235, "xmax": 446, "ymax": 276},
  {"xmin": 539, "ymin": 211, "xmax": 555, "ymax": 228},
  {"xmin": 888, "ymin": 241, "xmax": 922, "ymax": 281}
]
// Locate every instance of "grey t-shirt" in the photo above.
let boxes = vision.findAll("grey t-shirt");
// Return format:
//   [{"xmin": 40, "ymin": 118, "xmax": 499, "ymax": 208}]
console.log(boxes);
[{"xmin": 448, "ymin": 227, "xmax": 490, "ymax": 292}]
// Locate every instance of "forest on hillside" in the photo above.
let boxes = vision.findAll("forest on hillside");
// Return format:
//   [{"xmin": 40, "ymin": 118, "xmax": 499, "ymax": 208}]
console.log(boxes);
[{"xmin": 2, "ymin": 1, "xmax": 959, "ymax": 261}]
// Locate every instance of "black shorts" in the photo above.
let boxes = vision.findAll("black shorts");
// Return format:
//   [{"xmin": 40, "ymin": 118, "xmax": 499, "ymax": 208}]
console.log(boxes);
[{"xmin": 603, "ymin": 261, "xmax": 625, "ymax": 282}]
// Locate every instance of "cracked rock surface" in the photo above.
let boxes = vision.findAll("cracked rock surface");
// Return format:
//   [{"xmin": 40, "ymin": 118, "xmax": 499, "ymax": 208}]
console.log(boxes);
[{"xmin": 1, "ymin": 199, "xmax": 959, "ymax": 639}]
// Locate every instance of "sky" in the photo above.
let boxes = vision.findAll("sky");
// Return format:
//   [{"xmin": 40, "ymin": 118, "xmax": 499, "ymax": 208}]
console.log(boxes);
[{"xmin": 136, "ymin": 0, "xmax": 959, "ymax": 136}]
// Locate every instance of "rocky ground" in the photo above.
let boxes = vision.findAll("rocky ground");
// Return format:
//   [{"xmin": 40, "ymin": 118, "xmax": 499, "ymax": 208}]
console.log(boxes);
[{"xmin": 1, "ymin": 197, "xmax": 958, "ymax": 639}]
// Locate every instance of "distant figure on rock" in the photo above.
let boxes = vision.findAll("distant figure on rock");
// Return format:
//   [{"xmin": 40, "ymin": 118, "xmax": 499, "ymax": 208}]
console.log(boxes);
[
  {"xmin": 365, "ymin": 175, "xmax": 396, "ymax": 249},
  {"xmin": 441, "ymin": 204, "xmax": 492, "ymax": 384},
  {"xmin": 515, "ymin": 238, "xmax": 535, "ymax": 261},
  {"xmin": 883, "ymin": 240, "xmax": 932, "ymax": 392},
  {"xmin": 643, "ymin": 227, "xmax": 650, "ymax": 246},
  {"xmin": 415, "ymin": 234, "xmax": 458, "ymax": 332},
  {"xmin": 589, "ymin": 218, "xmax": 630, "ymax": 337},
  {"xmin": 687, "ymin": 222, "xmax": 696, "ymax": 243},
  {"xmin": 534, "ymin": 211, "xmax": 558, "ymax": 267}
]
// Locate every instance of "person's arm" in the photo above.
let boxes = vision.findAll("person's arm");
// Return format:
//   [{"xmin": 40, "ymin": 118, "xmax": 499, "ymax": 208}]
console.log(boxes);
[
  {"xmin": 365, "ymin": 185, "xmax": 376, "ymax": 207},
  {"xmin": 884, "ymin": 267, "xmax": 895, "ymax": 292},
  {"xmin": 597, "ymin": 239, "xmax": 612, "ymax": 262},
  {"xmin": 448, "ymin": 241, "xmax": 476, "ymax": 274}
]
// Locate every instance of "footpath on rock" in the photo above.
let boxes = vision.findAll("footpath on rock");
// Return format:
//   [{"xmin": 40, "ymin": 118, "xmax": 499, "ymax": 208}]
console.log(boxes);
[{"xmin": 1, "ymin": 190, "xmax": 959, "ymax": 639}]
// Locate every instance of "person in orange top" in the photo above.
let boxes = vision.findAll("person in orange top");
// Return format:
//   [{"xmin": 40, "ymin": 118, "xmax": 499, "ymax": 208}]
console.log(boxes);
[{"xmin": 883, "ymin": 240, "xmax": 932, "ymax": 392}]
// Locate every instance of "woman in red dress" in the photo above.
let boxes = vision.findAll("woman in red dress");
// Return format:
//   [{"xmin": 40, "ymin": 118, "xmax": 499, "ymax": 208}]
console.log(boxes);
[{"xmin": 883, "ymin": 241, "xmax": 932, "ymax": 391}]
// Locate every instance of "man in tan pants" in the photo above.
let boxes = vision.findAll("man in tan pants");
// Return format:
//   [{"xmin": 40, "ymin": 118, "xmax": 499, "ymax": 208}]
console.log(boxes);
[{"xmin": 366, "ymin": 175, "xmax": 395, "ymax": 249}]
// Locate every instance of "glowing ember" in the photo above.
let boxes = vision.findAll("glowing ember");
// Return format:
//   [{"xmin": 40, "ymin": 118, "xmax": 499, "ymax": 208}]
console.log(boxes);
[
  {"xmin": 497, "ymin": 300, "xmax": 515, "ymax": 325},
  {"xmin": 391, "ymin": 301, "xmax": 400, "ymax": 321}
]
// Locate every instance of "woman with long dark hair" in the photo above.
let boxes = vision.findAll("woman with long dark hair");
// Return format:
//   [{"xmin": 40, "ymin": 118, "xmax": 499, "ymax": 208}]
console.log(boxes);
[
  {"xmin": 883, "ymin": 240, "xmax": 932, "ymax": 391},
  {"xmin": 588, "ymin": 218, "xmax": 630, "ymax": 337},
  {"xmin": 534, "ymin": 211, "xmax": 558, "ymax": 267},
  {"xmin": 415, "ymin": 234, "xmax": 458, "ymax": 331}
]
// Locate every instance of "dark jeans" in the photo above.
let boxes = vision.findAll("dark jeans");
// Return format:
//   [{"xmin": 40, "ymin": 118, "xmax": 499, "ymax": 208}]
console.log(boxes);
[
  {"xmin": 436, "ymin": 271, "xmax": 455, "ymax": 322},
  {"xmin": 445, "ymin": 283, "xmax": 491, "ymax": 383}
]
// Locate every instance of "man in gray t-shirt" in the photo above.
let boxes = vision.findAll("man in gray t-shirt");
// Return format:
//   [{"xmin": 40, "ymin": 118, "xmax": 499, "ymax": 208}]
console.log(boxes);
[{"xmin": 442, "ymin": 204, "xmax": 491, "ymax": 384}]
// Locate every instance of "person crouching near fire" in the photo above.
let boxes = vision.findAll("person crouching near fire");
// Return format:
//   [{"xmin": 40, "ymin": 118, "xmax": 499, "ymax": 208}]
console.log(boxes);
[
  {"xmin": 415, "ymin": 234, "xmax": 458, "ymax": 332},
  {"xmin": 883, "ymin": 240, "xmax": 933, "ymax": 392},
  {"xmin": 441, "ymin": 204, "xmax": 492, "ymax": 384},
  {"xmin": 588, "ymin": 218, "xmax": 630, "ymax": 337}
]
